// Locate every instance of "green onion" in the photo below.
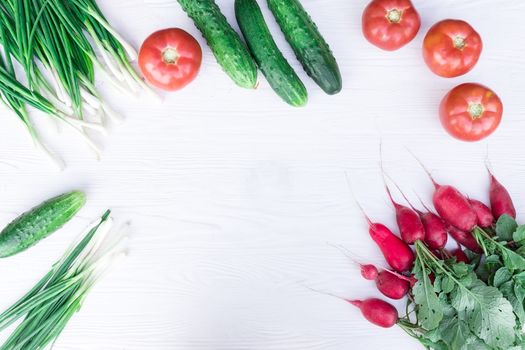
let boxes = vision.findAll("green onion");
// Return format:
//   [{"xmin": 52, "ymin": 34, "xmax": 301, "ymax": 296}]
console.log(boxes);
[
  {"xmin": 0, "ymin": 0, "xmax": 151, "ymax": 168},
  {"xmin": 0, "ymin": 210, "xmax": 128, "ymax": 349}
]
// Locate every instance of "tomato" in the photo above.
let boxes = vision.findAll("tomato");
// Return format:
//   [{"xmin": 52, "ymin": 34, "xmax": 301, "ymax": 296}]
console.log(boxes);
[
  {"xmin": 423, "ymin": 19, "xmax": 482, "ymax": 78},
  {"xmin": 139, "ymin": 28, "xmax": 202, "ymax": 91},
  {"xmin": 440, "ymin": 83, "xmax": 503, "ymax": 142},
  {"xmin": 362, "ymin": 0, "xmax": 421, "ymax": 51}
]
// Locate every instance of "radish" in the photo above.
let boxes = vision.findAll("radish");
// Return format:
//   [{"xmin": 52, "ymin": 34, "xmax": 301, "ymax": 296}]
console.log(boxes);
[
  {"xmin": 468, "ymin": 198, "xmax": 494, "ymax": 227},
  {"xmin": 360, "ymin": 264, "xmax": 379, "ymax": 280},
  {"xmin": 368, "ymin": 221, "xmax": 414, "ymax": 272},
  {"xmin": 305, "ymin": 287, "xmax": 398, "ymax": 328},
  {"xmin": 412, "ymin": 199, "xmax": 449, "ymax": 250},
  {"xmin": 359, "ymin": 263, "xmax": 411, "ymax": 299},
  {"xmin": 351, "ymin": 193, "xmax": 414, "ymax": 273},
  {"xmin": 389, "ymin": 181, "xmax": 448, "ymax": 250},
  {"xmin": 488, "ymin": 170, "xmax": 516, "ymax": 219},
  {"xmin": 383, "ymin": 182, "xmax": 425, "ymax": 244},
  {"xmin": 375, "ymin": 270, "xmax": 410, "ymax": 299},
  {"xmin": 349, "ymin": 298, "xmax": 398, "ymax": 328},
  {"xmin": 420, "ymin": 211, "xmax": 448, "ymax": 250},
  {"xmin": 450, "ymin": 247, "xmax": 469, "ymax": 263},
  {"xmin": 334, "ymin": 244, "xmax": 409, "ymax": 299},
  {"xmin": 448, "ymin": 226, "xmax": 482, "ymax": 253},
  {"xmin": 329, "ymin": 245, "xmax": 409, "ymax": 298},
  {"xmin": 433, "ymin": 185, "xmax": 477, "ymax": 232},
  {"xmin": 413, "ymin": 157, "xmax": 477, "ymax": 231}
]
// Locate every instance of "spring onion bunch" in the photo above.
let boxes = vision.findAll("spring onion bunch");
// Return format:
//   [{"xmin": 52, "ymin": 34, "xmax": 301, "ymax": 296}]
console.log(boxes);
[
  {"xmin": 0, "ymin": 210, "xmax": 128, "ymax": 349},
  {"xmin": 0, "ymin": 0, "xmax": 152, "ymax": 168}
]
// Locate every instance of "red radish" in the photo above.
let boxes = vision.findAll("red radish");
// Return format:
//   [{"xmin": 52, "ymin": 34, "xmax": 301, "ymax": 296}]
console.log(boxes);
[
  {"xmin": 360, "ymin": 264, "xmax": 379, "ymax": 280},
  {"xmin": 433, "ymin": 185, "xmax": 477, "ymax": 232},
  {"xmin": 350, "ymin": 189, "xmax": 414, "ymax": 272},
  {"xmin": 488, "ymin": 170, "xmax": 516, "ymax": 219},
  {"xmin": 375, "ymin": 270, "xmax": 410, "ymax": 299},
  {"xmin": 347, "ymin": 172, "xmax": 414, "ymax": 272},
  {"xmin": 383, "ymin": 182, "xmax": 425, "ymax": 244},
  {"xmin": 412, "ymin": 156, "xmax": 477, "ymax": 231},
  {"xmin": 389, "ymin": 181, "xmax": 448, "ymax": 250},
  {"xmin": 420, "ymin": 211, "xmax": 448, "ymax": 250},
  {"xmin": 358, "ymin": 263, "xmax": 411, "ymax": 299},
  {"xmin": 350, "ymin": 298, "xmax": 398, "ymax": 328},
  {"xmin": 329, "ymin": 245, "xmax": 409, "ymax": 298},
  {"xmin": 368, "ymin": 222, "xmax": 415, "ymax": 272},
  {"xmin": 450, "ymin": 247, "xmax": 469, "ymax": 263},
  {"xmin": 413, "ymin": 199, "xmax": 449, "ymax": 250},
  {"xmin": 448, "ymin": 226, "xmax": 482, "ymax": 253},
  {"xmin": 468, "ymin": 198, "xmax": 494, "ymax": 227},
  {"xmin": 305, "ymin": 286, "xmax": 398, "ymax": 328}
]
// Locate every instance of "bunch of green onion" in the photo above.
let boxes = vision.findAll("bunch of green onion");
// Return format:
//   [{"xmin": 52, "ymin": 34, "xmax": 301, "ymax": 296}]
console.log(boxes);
[
  {"xmin": 0, "ymin": 0, "xmax": 152, "ymax": 168},
  {"xmin": 0, "ymin": 210, "xmax": 128, "ymax": 349}
]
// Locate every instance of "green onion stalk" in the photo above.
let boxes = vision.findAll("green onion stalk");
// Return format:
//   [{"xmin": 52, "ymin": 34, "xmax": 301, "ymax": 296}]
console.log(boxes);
[
  {"xmin": 0, "ymin": 0, "xmax": 153, "ymax": 168},
  {"xmin": 0, "ymin": 210, "xmax": 128, "ymax": 349}
]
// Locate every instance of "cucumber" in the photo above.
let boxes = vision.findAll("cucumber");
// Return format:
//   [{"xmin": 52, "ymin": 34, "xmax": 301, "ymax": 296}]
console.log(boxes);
[
  {"xmin": 266, "ymin": 0, "xmax": 342, "ymax": 95},
  {"xmin": 177, "ymin": 0, "xmax": 258, "ymax": 89},
  {"xmin": 0, "ymin": 191, "xmax": 86, "ymax": 258},
  {"xmin": 235, "ymin": 0, "xmax": 307, "ymax": 107}
]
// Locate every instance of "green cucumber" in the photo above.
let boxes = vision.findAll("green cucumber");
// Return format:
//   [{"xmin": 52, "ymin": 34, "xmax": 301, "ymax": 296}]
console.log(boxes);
[
  {"xmin": 177, "ymin": 0, "xmax": 258, "ymax": 89},
  {"xmin": 235, "ymin": 0, "xmax": 307, "ymax": 107},
  {"xmin": 266, "ymin": 0, "xmax": 342, "ymax": 95},
  {"xmin": 0, "ymin": 191, "xmax": 86, "ymax": 258}
]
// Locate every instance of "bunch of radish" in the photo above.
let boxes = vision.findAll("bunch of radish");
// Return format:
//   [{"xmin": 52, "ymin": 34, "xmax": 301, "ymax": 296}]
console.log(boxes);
[{"xmin": 338, "ymin": 162, "xmax": 525, "ymax": 349}]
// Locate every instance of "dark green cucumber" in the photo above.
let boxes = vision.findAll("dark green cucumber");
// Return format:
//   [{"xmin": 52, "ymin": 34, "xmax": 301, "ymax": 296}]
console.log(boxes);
[
  {"xmin": 266, "ymin": 0, "xmax": 342, "ymax": 95},
  {"xmin": 235, "ymin": 0, "xmax": 307, "ymax": 107},
  {"xmin": 177, "ymin": 0, "xmax": 258, "ymax": 89},
  {"xmin": 0, "ymin": 191, "xmax": 86, "ymax": 258}
]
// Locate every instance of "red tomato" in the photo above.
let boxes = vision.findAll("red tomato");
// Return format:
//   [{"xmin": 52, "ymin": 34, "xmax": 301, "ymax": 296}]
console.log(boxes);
[
  {"xmin": 440, "ymin": 83, "xmax": 503, "ymax": 142},
  {"xmin": 139, "ymin": 28, "xmax": 202, "ymax": 91},
  {"xmin": 362, "ymin": 0, "xmax": 421, "ymax": 51},
  {"xmin": 423, "ymin": 19, "xmax": 482, "ymax": 78}
]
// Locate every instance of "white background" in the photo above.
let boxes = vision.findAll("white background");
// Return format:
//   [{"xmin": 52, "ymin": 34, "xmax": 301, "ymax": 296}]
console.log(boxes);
[{"xmin": 0, "ymin": 0, "xmax": 524, "ymax": 349}]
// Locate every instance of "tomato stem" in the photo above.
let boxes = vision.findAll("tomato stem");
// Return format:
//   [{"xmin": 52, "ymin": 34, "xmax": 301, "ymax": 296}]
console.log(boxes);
[
  {"xmin": 453, "ymin": 36, "xmax": 466, "ymax": 50},
  {"xmin": 162, "ymin": 48, "xmax": 179, "ymax": 65},
  {"xmin": 468, "ymin": 103, "xmax": 484, "ymax": 119},
  {"xmin": 386, "ymin": 9, "xmax": 402, "ymax": 23}
]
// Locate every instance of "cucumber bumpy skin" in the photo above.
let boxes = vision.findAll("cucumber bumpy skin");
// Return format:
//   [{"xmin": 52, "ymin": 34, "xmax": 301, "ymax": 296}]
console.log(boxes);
[
  {"xmin": 0, "ymin": 191, "xmax": 86, "ymax": 258},
  {"xmin": 266, "ymin": 0, "xmax": 342, "ymax": 95},
  {"xmin": 177, "ymin": 0, "xmax": 258, "ymax": 89},
  {"xmin": 235, "ymin": 0, "xmax": 307, "ymax": 107}
]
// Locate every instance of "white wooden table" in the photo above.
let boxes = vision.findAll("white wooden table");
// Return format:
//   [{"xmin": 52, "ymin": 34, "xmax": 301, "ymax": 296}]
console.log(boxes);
[{"xmin": 0, "ymin": 0, "xmax": 524, "ymax": 349}]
